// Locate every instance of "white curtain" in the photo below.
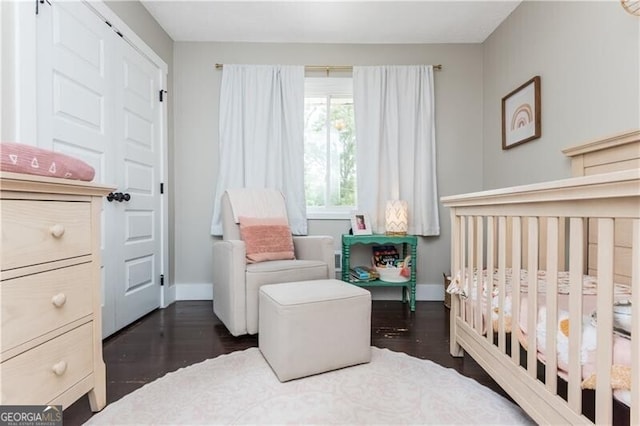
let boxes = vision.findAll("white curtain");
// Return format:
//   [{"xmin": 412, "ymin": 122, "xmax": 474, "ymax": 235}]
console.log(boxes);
[
  {"xmin": 211, "ymin": 65, "xmax": 307, "ymax": 236},
  {"xmin": 353, "ymin": 65, "xmax": 439, "ymax": 236}
]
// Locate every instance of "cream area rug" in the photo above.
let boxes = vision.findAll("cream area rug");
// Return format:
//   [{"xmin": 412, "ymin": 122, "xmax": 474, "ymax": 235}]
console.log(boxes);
[{"xmin": 85, "ymin": 347, "xmax": 533, "ymax": 425}]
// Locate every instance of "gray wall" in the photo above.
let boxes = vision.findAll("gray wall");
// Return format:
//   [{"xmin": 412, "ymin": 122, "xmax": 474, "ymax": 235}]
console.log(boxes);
[
  {"xmin": 482, "ymin": 0, "xmax": 639, "ymax": 189},
  {"xmin": 173, "ymin": 42, "xmax": 484, "ymax": 294},
  {"xmin": 105, "ymin": 1, "xmax": 173, "ymax": 63}
]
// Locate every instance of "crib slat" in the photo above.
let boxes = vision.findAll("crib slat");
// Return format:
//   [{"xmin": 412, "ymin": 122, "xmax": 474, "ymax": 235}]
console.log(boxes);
[
  {"xmin": 595, "ymin": 218, "xmax": 614, "ymax": 424},
  {"xmin": 527, "ymin": 217, "xmax": 539, "ymax": 380},
  {"xmin": 476, "ymin": 216, "xmax": 484, "ymax": 335},
  {"xmin": 468, "ymin": 216, "xmax": 480, "ymax": 333},
  {"xmin": 511, "ymin": 217, "xmax": 522, "ymax": 366},
  {"xmin": 498, "ymin": 216, "xmax": 507, "ymax": 352},
  {"xmin": 467, "ymin": 216, "xmax": 473, "ymax": 327},
  {"xmin": 487, "ymin": 217, "xmax": 495, "ymax": 341},
  {"xmin": 567, "ymin": 217, "xmax": 584, "ymax": 414},
  {"xmin": 461, "ymin": 216, "xmax": 467, "ymax": 324},
  {"xmin": 545, "ymin": 217, "xmax": 559, "ymax": 393},
  {"xmin": 631, "ymin": 219, "xmax": 639, "ymax": 426}
]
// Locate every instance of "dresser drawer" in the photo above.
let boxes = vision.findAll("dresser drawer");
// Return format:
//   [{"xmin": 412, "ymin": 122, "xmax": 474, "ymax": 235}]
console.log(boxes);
[
  {"xmin": 1, "ymin": 200, "xmax": 92, "ymax": 270},
  {"xmin": 1, "ymin": 263, "xmax": 93, "ymax": 353},
  {"xmin": 0, "ymin": 323, "xmax": 93, "ymax": 405}
]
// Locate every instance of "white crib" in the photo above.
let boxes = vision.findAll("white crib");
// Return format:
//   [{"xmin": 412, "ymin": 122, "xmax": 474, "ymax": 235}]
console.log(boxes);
[{"xmin": 441, "ymin": 130, "xmax": 639, "ymax": 425}]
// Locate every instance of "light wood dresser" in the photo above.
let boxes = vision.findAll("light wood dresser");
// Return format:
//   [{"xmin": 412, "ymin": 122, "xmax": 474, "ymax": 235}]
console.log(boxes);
[{"xmin": 0, "ymin": 172, "xmax": 113, "ymax": 411}]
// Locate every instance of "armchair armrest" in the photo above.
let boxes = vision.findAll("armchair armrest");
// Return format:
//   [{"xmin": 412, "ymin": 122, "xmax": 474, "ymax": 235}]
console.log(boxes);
[
  {"xmin": 292, "ymin": 235, "xmax": 335, "ymax": 271},
  {"xmin": 212, "ymin": 239, "xmax": 248, "ymax": 336}
]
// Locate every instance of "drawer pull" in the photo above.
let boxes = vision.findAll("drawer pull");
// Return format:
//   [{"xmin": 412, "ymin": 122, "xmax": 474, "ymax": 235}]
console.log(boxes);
[
  {"xmin": 52, "ymin": 361, "xmax": 68, "ymax": 376},
  {"xmin": 50, "ymin": 224, "xmax": 66, "ymax": 238},
  {"xmin": 51, "ymin": 293, "xmax": 67, "ymax": 308}
]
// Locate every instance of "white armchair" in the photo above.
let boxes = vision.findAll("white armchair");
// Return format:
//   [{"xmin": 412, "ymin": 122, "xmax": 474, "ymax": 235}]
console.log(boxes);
[{"xmin": 213, "ymin": 189, "xmax": 335, "ymax": 336}]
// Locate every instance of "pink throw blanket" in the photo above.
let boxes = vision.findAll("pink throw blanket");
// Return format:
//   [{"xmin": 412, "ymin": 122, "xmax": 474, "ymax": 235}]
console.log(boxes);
[{"xmin": 1, "ymin": 142, "xmax": 95, "ymax": 181}]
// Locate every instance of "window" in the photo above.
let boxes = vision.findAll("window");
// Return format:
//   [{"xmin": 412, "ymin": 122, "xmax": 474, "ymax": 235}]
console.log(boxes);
[{"xmin": 304, "ymin": 77, "xmax": 356, "ymax": 218}]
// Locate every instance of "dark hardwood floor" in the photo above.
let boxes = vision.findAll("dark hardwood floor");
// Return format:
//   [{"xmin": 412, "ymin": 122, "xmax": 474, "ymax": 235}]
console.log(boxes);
[{"xmin": 64, "ymin": 300, "xmax": 510, "ymax": 425}]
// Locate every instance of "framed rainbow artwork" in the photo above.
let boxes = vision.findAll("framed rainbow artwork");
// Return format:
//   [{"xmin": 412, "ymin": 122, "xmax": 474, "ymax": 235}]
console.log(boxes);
[{"xmin": 501, "ymin": 76, "xmax": 541, "ymax": 150}]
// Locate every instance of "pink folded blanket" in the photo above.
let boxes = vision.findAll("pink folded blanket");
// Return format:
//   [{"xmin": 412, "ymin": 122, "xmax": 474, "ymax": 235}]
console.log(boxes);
[{"xmin": 1, "ymin": 142, "xmax": 95, "ymax": 181}]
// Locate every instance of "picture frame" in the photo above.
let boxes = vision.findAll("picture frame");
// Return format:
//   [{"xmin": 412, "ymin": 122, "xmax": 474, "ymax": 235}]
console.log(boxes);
[
  {"xmin": 502, "ymin": 76, "xmax": 541, "ymax": 150},
  {"xmin": 351, "ymin": 212, "xmax": 372, "ymax": 235}
]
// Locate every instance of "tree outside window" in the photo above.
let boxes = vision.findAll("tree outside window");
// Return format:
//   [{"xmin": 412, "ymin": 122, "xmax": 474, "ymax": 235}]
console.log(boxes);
[{"xmin": 304, "ymin": 94, "xmax": 356, "ymax": 212}]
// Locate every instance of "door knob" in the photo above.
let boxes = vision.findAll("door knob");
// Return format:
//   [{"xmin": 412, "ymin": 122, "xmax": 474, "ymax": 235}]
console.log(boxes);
[
  {"xmin": 107, "ymin": 192, "xmax": 124, "ymax": 202},
  {"xmin": 106, "ymin": 192, "xmax": 131, "ymax": 202}
]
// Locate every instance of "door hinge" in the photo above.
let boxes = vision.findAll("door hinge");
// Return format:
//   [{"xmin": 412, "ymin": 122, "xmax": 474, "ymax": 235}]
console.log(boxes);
[
  {"xmin": 102, "ymin": 19, "xmax": 122, "ymax": 38},
  {"xmin": 160, "ymin": 182, "xmax": 164, "ymax": 194},
  {"xmin": 160, "ymin": 274, "xmax": 165, "ymax": 286},
  {"xmin": 159, "ymin": 90, "xmax": 167, "ymax": 102},
  {"xmin": 35, "ymin": 0, "xmax": 50, "ymax": 15}
]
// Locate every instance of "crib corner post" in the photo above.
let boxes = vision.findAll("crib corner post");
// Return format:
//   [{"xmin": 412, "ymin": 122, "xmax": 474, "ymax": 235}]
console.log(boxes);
[
  {"xmin": 449, "ymin": 296, "xmax": 464, "ymax": 357},
  {"xmin": 449, "ymin": 209, "xmax": 464, "ymax": 357}
]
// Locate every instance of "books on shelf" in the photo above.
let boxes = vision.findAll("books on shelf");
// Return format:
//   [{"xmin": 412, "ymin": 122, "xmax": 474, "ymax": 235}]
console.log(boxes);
[
  {"xmin": 372, "ymin": 245, "xmax": 400, "ymax": 267},
  {"xmin": 349, "ymin": 266, "xmax": 379, "ymax": 282}
]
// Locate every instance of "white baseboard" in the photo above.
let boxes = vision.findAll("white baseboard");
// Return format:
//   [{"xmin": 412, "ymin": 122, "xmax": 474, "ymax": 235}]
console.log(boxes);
[
  {"xmin": 161, "ymin": 284, "xmax": 177, "ymax": 307},
  {"xmin": 175, "ymin": 283, "xmax": 213, "ymax": 301},
  {"xmin": 368, "ymin": 283, "xmax": 443, "ymax": 301},
  {"xmin": 174, "ymin": 282, "xmax": 444, "ymax": 302},
  {"xmin": 416, "ymin": 283, "xmax": 446, "ymax": 301}
]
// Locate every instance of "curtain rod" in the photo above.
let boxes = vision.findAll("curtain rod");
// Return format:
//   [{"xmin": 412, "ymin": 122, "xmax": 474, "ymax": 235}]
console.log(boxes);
[{"xmin": 214, "ymin": 63, "xmax": 442, "ymax": 72}]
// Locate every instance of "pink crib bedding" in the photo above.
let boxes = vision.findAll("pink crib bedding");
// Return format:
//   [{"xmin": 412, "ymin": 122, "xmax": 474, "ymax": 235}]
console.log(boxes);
[{"xmin": 447, "ymin": 269, "xmax": 633, "ymax": 406}]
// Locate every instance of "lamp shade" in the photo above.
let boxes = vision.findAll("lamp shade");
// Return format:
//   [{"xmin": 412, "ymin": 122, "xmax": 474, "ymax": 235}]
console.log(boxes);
[{"xmin": 385, "ymin": 200, "xmax": 408, "ymax": 235}]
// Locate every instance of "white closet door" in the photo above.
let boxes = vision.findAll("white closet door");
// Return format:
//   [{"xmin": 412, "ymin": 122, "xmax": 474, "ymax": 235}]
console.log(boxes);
[
  {"xmin": 112, "ymin": 38, "xmax": 162, "ymax": 331},
  {"xmin": 36, "ymin": 1, "xmax": 115, "ymax": 179},
  {"xmin": 36, "ymin": 0, "xmax": 162, "ymax": 338},
  {"xmin": 36, "ymin": 0, "xmax": 118, "ymax": 335}
]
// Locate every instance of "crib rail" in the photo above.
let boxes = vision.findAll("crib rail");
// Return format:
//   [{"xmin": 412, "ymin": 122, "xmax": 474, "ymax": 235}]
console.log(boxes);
[{"xmin": 441, "ymin": 169, "xmax": 639, "ymax": 425}]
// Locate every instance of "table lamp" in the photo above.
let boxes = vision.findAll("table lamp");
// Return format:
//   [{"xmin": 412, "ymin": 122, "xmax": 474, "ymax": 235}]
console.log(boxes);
[{"xmin": 385, "ymin": 200, "xmax": 408, "ymax": 235}]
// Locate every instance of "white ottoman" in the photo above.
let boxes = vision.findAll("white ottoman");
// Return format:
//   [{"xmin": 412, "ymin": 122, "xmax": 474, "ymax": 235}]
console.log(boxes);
[{"xmin": 259, "ymin": 279, "xmax": 371, "ymax": 382}]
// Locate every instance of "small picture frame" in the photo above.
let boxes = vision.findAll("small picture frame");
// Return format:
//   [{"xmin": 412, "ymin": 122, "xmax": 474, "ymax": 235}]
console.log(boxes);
[
  {"xmin": 502, "ymin": 76, "xmax": 541, "ymax": 150},
  {"xmin": 351, "ymin": 212, "xmax": 372, "ymax": 235}
]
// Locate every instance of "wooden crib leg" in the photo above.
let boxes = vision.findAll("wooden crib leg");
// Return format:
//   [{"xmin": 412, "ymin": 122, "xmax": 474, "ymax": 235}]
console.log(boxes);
[{"xmin": 450, "ymin": 296, "xmax": 464, "ymax": 357}]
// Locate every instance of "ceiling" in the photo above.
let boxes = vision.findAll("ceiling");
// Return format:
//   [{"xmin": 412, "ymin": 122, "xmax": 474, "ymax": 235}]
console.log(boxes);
[{"xmin": 140, "ymin": 1, "xmax": 522, "ymax": 44}]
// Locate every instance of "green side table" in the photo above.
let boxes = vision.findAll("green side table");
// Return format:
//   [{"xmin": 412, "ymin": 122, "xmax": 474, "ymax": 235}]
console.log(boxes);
[{"xmin": 341, "ymin": 234, "xmax": 418, "ymax": 311}]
